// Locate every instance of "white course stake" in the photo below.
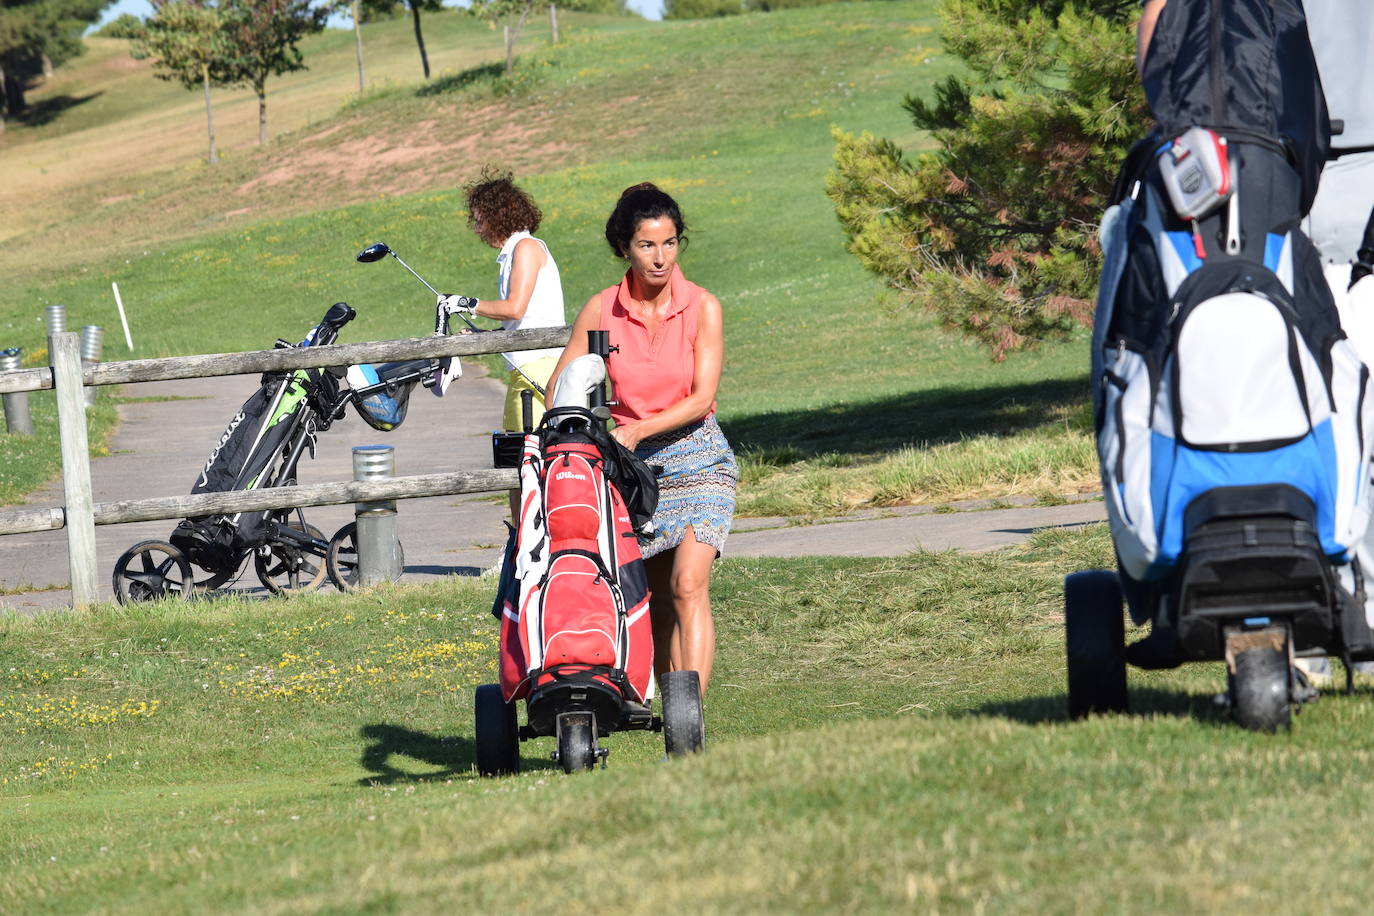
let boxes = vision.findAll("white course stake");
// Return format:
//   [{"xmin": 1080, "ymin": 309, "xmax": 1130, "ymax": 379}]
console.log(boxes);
[{"xmin": 111, "ymin": 282, "xmax": 134, "ymax": 351}]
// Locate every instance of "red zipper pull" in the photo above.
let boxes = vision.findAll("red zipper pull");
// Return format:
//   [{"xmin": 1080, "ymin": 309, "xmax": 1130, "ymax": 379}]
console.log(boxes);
[{"xmin": 1191, "ymin": 222, "xmax": 1206, "ymax": 260}]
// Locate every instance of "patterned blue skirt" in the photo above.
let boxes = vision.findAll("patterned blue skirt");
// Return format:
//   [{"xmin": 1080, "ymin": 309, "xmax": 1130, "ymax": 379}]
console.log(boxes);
[{"xmin": 633, "ymin": 415, "xmax": 738, "ymax": 560}]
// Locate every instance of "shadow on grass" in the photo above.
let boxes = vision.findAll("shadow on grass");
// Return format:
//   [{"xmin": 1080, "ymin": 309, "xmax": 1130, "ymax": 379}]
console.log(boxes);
[
  {"xmin": 416, "ymin": 62, "xmax": 503, "ymax": 96},
  {"xmin": 18, "ymin": 91, "xmax": 103, "ymax": 127},
  {"xmin": 357, "ymin": 721, "xmax": 552, "ymax": 784},
  {"xmin": 357, "ymin": 723, "xmax": 476, "ymax": 785},
  {"xmin": 719, "ymin": 375, "xmax": 1091, "ymax": 459},
  {"xmin": 968, "ymin": 686, "xmax": 1233, "ymax": 728}
]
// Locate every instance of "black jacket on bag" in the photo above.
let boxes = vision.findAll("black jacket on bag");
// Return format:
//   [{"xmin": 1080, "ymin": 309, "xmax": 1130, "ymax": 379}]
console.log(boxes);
[{"xmin": 1139, "ymin": 0, "xmax": 1331, "ymax": 216}]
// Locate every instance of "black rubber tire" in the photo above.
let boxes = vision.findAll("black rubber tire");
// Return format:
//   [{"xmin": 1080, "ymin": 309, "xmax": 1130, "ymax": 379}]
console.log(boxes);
[
  {"xmin": 194, "ymin": 566, "xmax": 239, "ymax": 592},
  {"xmin": 112, "ymin": 540, "xmax": 194, "ymax": 605},
  {"xmin": 1233, "ymin": 647, "xmax": 1291, "ymax": 732},
  {"xmin": 325, "ymin": 522, "xmax": 405, "ymax": 592},
  {"xmin": 473, "ymin": 684, "xmax": 520, "ymax": 777},
  {"xmin": 255, "ymin": 520, "xmax": 328, "ymax": 595},
  {"xmin": 1065, "ymin": 569, "xmax": 1129, "ymax": 719},
  {"xmin": 661, "ymin": 670, "xmax": 706, "ymax": 756},
  {"xmin": 557, "ymin": 713, "xmax": 597, "ymax": 774}
]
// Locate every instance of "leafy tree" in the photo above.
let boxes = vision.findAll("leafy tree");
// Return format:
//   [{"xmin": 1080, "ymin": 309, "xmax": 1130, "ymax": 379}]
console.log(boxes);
[
  {"xmin": 0, "ymin": 0, "xmax": 111, "ymax": 124},
  {"xmin": 95, "ymin": 11, "xmax": 145, "ymax": 37},
  {"xmin": 465, "ymin": 0, "xmax": 626, "ymax": 75},
  {"xmin": 131, "ymin": 0, "xmax": 229, "ymax": 163},
  {"xmin": 466, "ymin": 0, "xmax": 542, "ymax": 76},
  {"xmin": 826, "ymin": 0, "xmax": 1147, "ymax": 360},
  {"xmin": 663, "ymin": 0, "xmax": 739, "ymax": 18},
  {"xmin": 216, "ymin": 0, "xmax": 328, "ymax": 144},
  {"xmin": 361, "ymin": 0, "xmax": 442, "ymax": 80}
]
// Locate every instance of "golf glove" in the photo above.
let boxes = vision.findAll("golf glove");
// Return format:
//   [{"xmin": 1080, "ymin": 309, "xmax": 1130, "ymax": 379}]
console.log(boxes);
[{"xmin": 438, "ymin": 294, "xmax": 478, "ymax": 316}]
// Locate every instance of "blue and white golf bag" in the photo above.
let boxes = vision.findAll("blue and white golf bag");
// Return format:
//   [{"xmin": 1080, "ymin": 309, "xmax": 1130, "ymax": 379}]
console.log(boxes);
[{"xmin": 1094, "ymin": 136, "xmax": 1374, "ymax": 588}]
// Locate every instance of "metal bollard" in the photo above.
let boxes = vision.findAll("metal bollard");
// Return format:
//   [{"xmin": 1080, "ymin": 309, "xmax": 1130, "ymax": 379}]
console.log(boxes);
[
  {"xmin": 0, "ymin": 348, "xmax": 33, "ymax": 434},
  {"xmin": 79, "ymin": 325, "xmax": 103, "ymax": 407},
  {"xmin": 45, "ymin": 304, "xmax": 67, "ymax": 337},
  {"xmin": 352, "ymin": 445, "xmax": 403, "ymax": 586}
]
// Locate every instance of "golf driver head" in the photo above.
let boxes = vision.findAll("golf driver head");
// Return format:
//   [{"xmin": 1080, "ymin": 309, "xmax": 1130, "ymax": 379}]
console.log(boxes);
[{"xmin": 356, "ymin": 242, "xmax": 391, "ymax": 263}]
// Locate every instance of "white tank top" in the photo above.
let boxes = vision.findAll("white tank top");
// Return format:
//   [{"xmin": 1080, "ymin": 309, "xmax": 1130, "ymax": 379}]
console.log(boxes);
[{"xmin": 496, "ymin": 231, "xmax": 565, "ymax": 368}]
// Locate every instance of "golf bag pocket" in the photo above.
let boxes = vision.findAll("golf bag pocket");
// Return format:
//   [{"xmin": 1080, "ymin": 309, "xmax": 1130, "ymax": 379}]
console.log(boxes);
[
  {"xmin": 346, "ymin": 364, "xmax": 412, "ymax": 431},
  {"xmin": 1100, "ymin": 289, "xmax": 1374, "ymax": 581},
  {"xmin": 543, "ymin": 445, "xmax": 607, "ymax": 550},
  {"xmin": 528, "ymin": 552, "xmax": 620, "ymax": 669}
]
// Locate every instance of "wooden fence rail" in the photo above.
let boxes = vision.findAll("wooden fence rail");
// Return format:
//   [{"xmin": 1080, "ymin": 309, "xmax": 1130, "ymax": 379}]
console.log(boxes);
[
  {"xmin": 0, "ymin": 469, "xmax": 519, "ymax": 536},
  {"xmin": 0, "ymin": 325, "xmax": 571, "ymax": 607},
  {"xmin": 0, "ymin": 326, "xmax": 571, "ymax": 394}
]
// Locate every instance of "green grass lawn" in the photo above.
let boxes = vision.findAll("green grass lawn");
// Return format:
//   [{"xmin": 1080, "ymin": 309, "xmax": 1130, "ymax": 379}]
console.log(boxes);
[
  {"xmin": 0, "ymin": 0, "xmax": 1094, "ymax": 514},
  {"xmin": 7, "ymin": 525, "xmax": 1374, "ymax": 911}
]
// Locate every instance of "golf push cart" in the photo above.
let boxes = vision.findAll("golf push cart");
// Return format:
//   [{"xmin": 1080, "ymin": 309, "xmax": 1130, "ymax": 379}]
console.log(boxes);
[
  {"xmin": 1066, "ymin": 484, "xmax": 1374, "ymax": 732},
  {"xmin": 111, "ymin": 242, "xmax": 474, "ymax": 603}
]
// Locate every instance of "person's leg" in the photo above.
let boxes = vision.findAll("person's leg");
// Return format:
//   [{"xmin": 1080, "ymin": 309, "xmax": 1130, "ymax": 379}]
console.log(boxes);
[
  {"xmin": 645, "ymin": 550, "xmax": 677, "ymax": 678},
  {"xmin": 667, "ymin": 526, "xmax": 719, "ymax": 692}
]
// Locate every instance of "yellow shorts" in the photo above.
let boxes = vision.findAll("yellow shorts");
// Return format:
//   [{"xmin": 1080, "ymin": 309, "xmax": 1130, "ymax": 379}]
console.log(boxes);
[{"xmin": 502, "ymin": 355, "xmax": 558, "ymax": 431}]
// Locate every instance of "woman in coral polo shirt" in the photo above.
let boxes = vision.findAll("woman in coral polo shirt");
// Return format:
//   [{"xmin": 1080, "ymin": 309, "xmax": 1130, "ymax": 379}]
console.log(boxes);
[{"xmin": 547, "ymin": 183, "xmax": 737, "ymax": 695}]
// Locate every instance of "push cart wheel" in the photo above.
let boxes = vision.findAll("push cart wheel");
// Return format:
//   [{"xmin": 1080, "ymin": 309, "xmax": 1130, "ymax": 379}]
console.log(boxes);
[
  {"xmin": 112, "ymin": 540, "xmax": 194, "ymax": 605},
  {"xmin": 255, "ymin": 520, "xmax": 327, "ymax": 595},
  {"xmin": 661, "ymin": 670, "xmax": 706, "ymax": 756},
  {"xmin": 1065, "ymin": 570, "xmax": 1129, "ymax": 719},
  {"xmin": 1233, "ymin": 647, "xmax": 1291, "ymax": 732},
  {"xmin": 325, "ymin": 522, "xmax": 405, "ymax": 592},
  {"xmin": 556, "ymin": 711, "xmax": 598, "ymax": 774},
  {"xmin": 474, "ymin": 684, "xmax": 520, "ymax": 777},
  {"xmin": 195, "ymin": 564, "xmax": 241, "ymax": 593}
]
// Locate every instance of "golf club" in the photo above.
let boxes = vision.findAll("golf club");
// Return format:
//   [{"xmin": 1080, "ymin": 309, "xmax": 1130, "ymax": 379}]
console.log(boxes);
[{"xmin": 356, "ymin": 241, "xmax": 547, "ymax": 396}]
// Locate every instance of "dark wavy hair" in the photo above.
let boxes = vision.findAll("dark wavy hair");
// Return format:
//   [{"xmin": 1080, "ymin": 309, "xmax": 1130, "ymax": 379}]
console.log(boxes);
[
  {"xmin": 604, "ymin": 182, "xmax": 689, "ymax": 257},
  {"xmin": 464, "ymin": 166, "xmax": 542, "ymax": 244}
]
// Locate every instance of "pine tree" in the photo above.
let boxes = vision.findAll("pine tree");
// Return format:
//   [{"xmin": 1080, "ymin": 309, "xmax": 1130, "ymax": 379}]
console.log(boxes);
[{"xmin": 826, "ymin": 0, "xmax": 1147, "ymax": 360}]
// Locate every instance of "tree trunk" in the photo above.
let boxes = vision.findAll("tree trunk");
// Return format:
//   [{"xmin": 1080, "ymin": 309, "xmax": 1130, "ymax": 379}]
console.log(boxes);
[
  {"xmin": 506, "ymin": 2, "xmax": 534, "ymax": 76},
  {"xmin": 256, "ymin": 81, "xmax": 267, "ymax": 144},
  {"xmin": 409, "ymin": 1, "xmax": 430, "ymax": 80},
  {"xmin": 2, "ymin": 66, "xmax": 25, "ymax": 116},
  {"xmin": 549, "ymin": 3, "xmax": 558, "ymax": 44},
  {"xmin": 352, "ymin": 0, "xmax": 366, "ymax": 95},
  {"xmin": 41, "ymin": 53, "xmax": 53, "ymax": 80},
  {"xmin": 202, "ymin": 66, "xmax": 218, "ymax": 164},
  {"xmin": 0, "ymin": 68, "xmax": 6, "ymax": 133}
]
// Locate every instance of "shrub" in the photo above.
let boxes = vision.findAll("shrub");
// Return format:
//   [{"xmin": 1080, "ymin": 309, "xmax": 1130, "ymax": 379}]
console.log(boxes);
[{"xmin": 826, "ymin": 0, "xmax": 1148, "ymax": 360}]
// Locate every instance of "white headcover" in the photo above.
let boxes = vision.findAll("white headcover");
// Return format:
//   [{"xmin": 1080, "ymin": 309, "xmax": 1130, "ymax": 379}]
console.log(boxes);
[{"xmin": 549, "ymin": 353, "xmax": 606, "ymax": 410}]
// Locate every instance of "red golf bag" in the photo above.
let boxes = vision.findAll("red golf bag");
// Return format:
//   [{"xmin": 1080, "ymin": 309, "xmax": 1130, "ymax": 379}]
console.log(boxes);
[{"xmin": 495, "ymin": 406, "xmax": 654, "ymax": 737}]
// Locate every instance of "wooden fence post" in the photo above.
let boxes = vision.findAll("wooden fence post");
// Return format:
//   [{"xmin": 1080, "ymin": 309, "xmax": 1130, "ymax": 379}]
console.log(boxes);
[{"xmin": 51, "ymin": 332, "xmax": 99, "ymax": 607}]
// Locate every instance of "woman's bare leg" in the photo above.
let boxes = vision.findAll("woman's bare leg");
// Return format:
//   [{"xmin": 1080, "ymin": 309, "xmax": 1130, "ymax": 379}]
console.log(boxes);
[
  {"xmin": 667, "ymin": 526, "xmax": 718, "ymax": 692},
  {"xmin": 645, "ymin": 551, "xmax": 678, "ymax": 679}
]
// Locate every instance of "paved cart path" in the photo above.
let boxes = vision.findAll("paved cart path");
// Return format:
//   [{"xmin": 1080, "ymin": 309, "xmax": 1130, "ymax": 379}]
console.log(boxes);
[{"xmin": 0, "ymin": 371, "xmax": 1106, "ymax": 612}]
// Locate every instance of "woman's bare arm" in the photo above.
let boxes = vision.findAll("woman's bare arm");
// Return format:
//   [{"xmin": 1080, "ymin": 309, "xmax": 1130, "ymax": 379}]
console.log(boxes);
[
  {"xmin": 545, "ymin": 293, "xmax": 602, "ymax": 405},
  {"xmin": 474, "ymin": 237, "xmax": 545, "ymax": 322}
]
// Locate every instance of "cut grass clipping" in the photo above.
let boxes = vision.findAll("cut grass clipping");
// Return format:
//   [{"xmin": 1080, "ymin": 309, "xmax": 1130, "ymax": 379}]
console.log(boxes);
[{"xmin": 9, "ymin": 524, "xmax": 1374, "ymax": 910}]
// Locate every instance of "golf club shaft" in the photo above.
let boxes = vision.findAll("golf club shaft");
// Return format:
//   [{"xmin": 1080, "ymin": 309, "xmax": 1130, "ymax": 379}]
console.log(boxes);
[
  {"xmin": 388, "ymin": 247, "xmax": 548, "ymax": 397},
  {"xmin": 389, "ymin": 252, "xmax": 442, "ymax": 298}
]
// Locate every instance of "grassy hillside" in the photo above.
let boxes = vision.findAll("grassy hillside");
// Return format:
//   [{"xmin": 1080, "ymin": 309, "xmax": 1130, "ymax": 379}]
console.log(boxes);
[
  {"xmin": 8, "ymin": 526, "xmax": 1374, "ymax": 911},
  {"xmin": 1, "ymin": 2, "xmax": 1096, "ymax": 512}
]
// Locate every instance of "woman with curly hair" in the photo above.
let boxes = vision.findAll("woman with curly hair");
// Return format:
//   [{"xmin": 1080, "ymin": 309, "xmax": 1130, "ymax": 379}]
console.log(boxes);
[
  {"xmin": 461, "ymin": 167, "xmax": 566, "ymax": 431},
  {"xmin": 547, "ymin": 182, "xmax": 736, "ymax": 695}
]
